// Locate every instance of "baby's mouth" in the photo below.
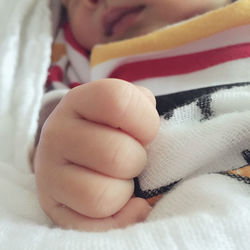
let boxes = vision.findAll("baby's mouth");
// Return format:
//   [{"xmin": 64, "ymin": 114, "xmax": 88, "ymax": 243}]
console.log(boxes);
[{"xmin": 103, "ymin": 5, "xmax": 145, "ymax": 37}]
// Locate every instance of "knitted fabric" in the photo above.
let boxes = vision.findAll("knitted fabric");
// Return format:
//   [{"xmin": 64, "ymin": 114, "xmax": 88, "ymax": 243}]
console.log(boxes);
[{"xmin": 44, "ymin": 0, "xmax": 250, "ymax": 205}]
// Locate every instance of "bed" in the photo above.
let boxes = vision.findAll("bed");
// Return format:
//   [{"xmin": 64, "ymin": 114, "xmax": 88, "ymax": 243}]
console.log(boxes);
[{"xmin": 1, "ymin": 0, "xmax": 250, "ymax": 249}]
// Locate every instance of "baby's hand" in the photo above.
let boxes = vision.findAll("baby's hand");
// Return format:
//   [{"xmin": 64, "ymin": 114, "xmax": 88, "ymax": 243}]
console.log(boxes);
[{"xmin": 34, "ymin": 79, "xmax": 159, "ymax": 231}]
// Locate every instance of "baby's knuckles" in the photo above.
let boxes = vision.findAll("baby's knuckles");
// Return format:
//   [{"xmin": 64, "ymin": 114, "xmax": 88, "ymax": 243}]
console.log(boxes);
[{"xmin": 92, "ymin": 79, "xmax": 159, "ymax": 144}]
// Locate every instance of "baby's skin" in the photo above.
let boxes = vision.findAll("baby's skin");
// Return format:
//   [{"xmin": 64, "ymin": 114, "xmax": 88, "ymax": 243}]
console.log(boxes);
[
  {"xmin": 34, "ymin": 80, "xmax": 160, "ymax": 231},
  {"xmin": 34, "ymin": 0, "xmax": 233, "ymax": 231}
]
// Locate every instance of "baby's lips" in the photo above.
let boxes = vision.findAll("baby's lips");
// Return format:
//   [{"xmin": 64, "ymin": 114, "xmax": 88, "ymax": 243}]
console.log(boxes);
[{"xmin": 102, "ymin": 5, "xmax": 145, "ymax": 36}]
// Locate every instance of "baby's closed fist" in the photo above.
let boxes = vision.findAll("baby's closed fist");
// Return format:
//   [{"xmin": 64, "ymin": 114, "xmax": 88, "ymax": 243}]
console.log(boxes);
[{"xmin": 34, "ymin": 79, "xmax": 159, "ymax": 231}]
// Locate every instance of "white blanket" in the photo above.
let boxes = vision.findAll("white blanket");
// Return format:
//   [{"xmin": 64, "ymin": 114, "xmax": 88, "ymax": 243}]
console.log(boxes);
[{"xmin": 1, "ymin": 0, "xmax": 250, "ymax": 249}]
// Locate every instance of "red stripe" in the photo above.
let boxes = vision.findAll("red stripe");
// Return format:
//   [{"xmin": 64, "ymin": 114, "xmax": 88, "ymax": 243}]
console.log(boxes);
[
  {"xmin": 63, "ymin": 23, "xmax": 90, "ymax": 58},
  {"xmin": 108, "ymin": 43, "xmax": 250, "ymax": 82},
  {"xmin": 46, "ymin": 66, "xmax": 63, "ymax": 86},
  {"xmin": 69, "ymin": 82, "xmax": 82, "ymax": 88}
]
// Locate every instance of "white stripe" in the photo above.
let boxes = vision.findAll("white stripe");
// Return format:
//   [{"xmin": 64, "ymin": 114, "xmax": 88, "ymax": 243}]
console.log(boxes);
[
  {"xmin": 134, "ymin": 58, "xmax": 250, "ymax": 96},
  {"xmin": 54, "ymin": 28, "xmax": 65, "ymax": 43},
  {"xmin": 91, "ymin": 24, "xmax": 250, "ymax": 81},
  {"xmin": 67, "ymin": 44, "xmax": 90, "ymax": 83}
]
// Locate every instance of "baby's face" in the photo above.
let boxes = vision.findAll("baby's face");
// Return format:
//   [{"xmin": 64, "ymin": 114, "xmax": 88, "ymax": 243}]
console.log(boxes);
[{"xmin": 64, "ymin": 0, "xmax": 232, "ymax": 50}]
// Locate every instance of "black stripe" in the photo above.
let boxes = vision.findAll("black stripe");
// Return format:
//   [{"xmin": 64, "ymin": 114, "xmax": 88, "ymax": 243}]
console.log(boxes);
[
  {"xmin": 197, "ymin": 95, "xmax": 213, "ymax": 121},
  {"xmin": 134, "ymin": 177, "xmax": 180, "ymax": 199},
  {"xmin": 156, "ymin": 82, "xmax": 250, "ymax": 116},
  {"xmin": 242, "ymin": 150, "xmax": 250, "ymax": 165},
  {"xmin": 220, "ymin": 172, "xmax": 250, "ymax": 185}
]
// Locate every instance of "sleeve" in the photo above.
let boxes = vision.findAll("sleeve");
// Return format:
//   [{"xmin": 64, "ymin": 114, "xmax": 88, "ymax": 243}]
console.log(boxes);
[
  {"xmin": 35, "ymin": 89, "xmax": 69, "ymax": 146},
  {"xmin": 36, "ymin": 21, "xmax": 91, "ymax": 145}
]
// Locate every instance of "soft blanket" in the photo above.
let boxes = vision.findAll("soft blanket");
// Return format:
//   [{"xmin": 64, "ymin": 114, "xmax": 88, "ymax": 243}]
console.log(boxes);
[{"xmin": 1, "ymin": 0, "xmax": 250, "ymax": 249}]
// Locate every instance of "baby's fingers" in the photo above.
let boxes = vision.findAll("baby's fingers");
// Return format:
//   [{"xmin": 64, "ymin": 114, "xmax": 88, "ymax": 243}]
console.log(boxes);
[
  {"xmin": 41, "ymin": 116, "xmax": 146, "ymax": 179},
  {"xmin": 48, "ymin": 197, "xmax": 151, "ymax": 232},
  {"xmin": 59, "ymin": 79, "xmax": 160, "ymax": 145},
  {"xmin": 36, "ymin": 162, "xmax": 134, "ymax": 219}
]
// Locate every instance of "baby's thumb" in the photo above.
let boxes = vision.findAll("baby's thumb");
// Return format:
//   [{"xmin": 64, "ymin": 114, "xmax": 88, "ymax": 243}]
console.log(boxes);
[{"xmin": 112, "ymin": 197, "xmax": 152, "ymax": 228}]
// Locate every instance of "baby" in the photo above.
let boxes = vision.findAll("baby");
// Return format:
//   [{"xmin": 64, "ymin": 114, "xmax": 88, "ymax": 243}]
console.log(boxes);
[{"xmin": 34, "ymin": 0, "xmax": 239, "ymax": 232}]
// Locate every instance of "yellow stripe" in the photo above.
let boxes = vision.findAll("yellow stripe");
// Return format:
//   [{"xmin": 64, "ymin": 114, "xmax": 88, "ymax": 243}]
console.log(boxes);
[{"xmin": 91, "ymin": 0, "xmax": 250, "ymax": 67}]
